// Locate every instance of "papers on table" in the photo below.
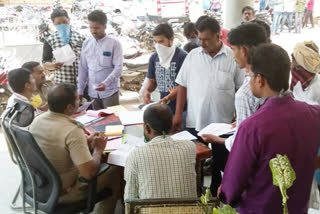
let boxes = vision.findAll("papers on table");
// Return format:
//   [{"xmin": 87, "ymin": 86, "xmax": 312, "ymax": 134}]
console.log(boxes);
[
  {"xmin": 87, "ymin": 109, "xmax": 114, "ymax": 117},
  {"xmin": 118, "ymin": 111, "xmax": 144, "ymax": 125},
  {"xmin": 92, "ymin": 121, "xmax": 122, "ymax": 132},
  {"xmin": 171, "ymin": 131, "xmax": 197, "ymax": 141},
  {"xmin": 198, "ymin": 123, "xmax": 233, "ymax": 137},
  {"xmin": 105, "ymin": 137, "xmax": 123, "ymax": 151},
  {"xmin": 107, "ymin": 134, "xmax": 144, "ymax": 167},
  {"xmin": 105, "ymin": 125, "xmax": 124, "ymax": 136},
  {"xmin": 52, "ymin": 44, "xmax": 76, "ymax": 66},
  {"xmin": 108, "ymin": 105, "xmax": 128, "ymax": 116},
  {"xmin": 74, "ymin": 114, "xmax": 104, "ymax": 126}
]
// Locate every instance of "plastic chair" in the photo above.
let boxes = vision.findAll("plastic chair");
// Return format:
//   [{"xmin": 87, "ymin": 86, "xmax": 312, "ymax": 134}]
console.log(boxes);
[{"xmin": 1, "ymin": 100, "xmax": 112, "ymax": 214}]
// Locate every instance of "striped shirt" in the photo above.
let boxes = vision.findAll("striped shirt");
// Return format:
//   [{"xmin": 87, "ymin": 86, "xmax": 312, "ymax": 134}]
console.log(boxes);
[
  {"xmin": 225, "ymin": 75, "xmax": 265, "ymax": 151},
  {"xmin": 176, "ymin": 44, "xmax": 245, "ymax": 131},
  {"xmin": 124, "ymin": 136, "xmax": 197, "ymax": 200},
  {"xmin": 78, "ymin": 35, "xmax": 123, "ymax": 99}
]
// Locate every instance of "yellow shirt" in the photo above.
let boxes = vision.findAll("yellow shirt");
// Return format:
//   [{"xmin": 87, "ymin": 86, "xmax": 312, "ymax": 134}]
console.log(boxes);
[{"xmin": 32, "ymin": 80, "xmax": 54, "ymax": 109}]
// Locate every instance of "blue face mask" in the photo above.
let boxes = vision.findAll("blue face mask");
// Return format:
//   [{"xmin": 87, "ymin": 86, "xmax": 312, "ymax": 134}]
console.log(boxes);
[{"xmin": 56, "ymin": 24, "xmax": 71, "ymax": 45}]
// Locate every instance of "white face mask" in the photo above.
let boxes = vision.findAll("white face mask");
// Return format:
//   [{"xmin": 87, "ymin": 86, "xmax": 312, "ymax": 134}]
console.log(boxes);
[{"xmin": 155, "ymin": 43, "xmax": 176, "ymax": 69}]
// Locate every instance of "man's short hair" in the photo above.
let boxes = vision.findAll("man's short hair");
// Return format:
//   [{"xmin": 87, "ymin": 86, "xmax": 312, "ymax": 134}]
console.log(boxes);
[
  {"xmin": 227, "ymin": 23, "xmax": 267, "ymax": 48},
  {"xmin": 88, "ymin": 10, "xmax": 107, "ymax": 25},
  {"xmin": 143, "ymin": 104, "xmax": 173, "ymax": 135},
  {"xmin": 51, "ymin": 9, "xmax": 69, "ymax": 22},
  {"xmin": 184, "ymin": 42, "xmax": 199, "ymax": 53},
  {"xmin": 248, "ymin": 44, "xmax": 291, "ymax": 92},
  {"xmin": 250, "ymin": 19, "xmax": 271, "ymax": 41},
  {"xmin": 153, "ymin": 23, "xmax": 174, "ymax": 40},
  {"xmin": 22, "ymin": 61, "xmax": 40, "ymax": 73},
  {"xmin": 242, "ymin": 6, "xmax": 255, "ymax": 14},
  {"xmin": 8, "ymin": 68, "xmax": 32, "ymax": 93},
  {"xmin": 195, "ymin": 16, "xmax": 220, "ymax": 34},
  {"xmin": 183, "ymin": 22, "xmax": 197, "ymax": 37},
  {"xmin": 48, "ymin": 83, "xmax": 77, "ymax": 113}
]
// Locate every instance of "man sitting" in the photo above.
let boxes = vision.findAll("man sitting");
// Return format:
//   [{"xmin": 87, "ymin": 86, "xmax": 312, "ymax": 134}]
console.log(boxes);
[
  {"xmin": 30, "ymin": 83, "xmax": 121, "ymax": 214},
  {"xmin": 124, "ymin": 103, "xmax": 197, "ymax": 200},
  {"xmin": 7, "ymin": 68, "xmax": 36, "ymax": 108},
  {"xmin": 22, "ymin": 61, "xmax": 54, "ymax": 112}
]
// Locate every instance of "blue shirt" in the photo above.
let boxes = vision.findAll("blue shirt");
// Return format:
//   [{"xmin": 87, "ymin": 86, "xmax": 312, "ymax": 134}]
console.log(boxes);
[
  {"xmin": 147, "ymin": 47, "xmax": 187, "ymax": 112},
  {"xmin": 78, "ymin": 35, "xmax": 123, "ymax": 99}
]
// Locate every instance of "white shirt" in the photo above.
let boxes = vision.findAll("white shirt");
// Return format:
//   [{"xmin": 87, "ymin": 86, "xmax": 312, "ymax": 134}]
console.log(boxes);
[
  {"xmin": 293, "ymin": 74, "xmax": 320, "ymax": 105},
  {"xmin": 7, "ymin": 93, "xmax": 30, "ymax": 108},
  {"xmin": 175, "ymin": 45, "xmax": 245, "ymax": 131}
]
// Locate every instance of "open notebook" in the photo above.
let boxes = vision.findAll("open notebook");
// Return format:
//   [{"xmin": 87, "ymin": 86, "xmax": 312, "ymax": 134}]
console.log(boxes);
[{"xmin": 107, "ymin": 134, "xmax": 144, "ymax": 167}]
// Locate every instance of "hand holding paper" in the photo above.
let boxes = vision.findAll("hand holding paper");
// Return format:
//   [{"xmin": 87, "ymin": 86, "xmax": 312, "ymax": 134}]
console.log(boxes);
[
  {"xmin": 52, "ymin": 44, "xmax": 76, "ymax": 66},
  {"xmin": 198, "ymin": 123, "xmax": 232, "ymax": 137}
]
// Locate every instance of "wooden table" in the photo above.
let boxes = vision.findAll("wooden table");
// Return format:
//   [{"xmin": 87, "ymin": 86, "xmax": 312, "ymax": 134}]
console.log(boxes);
[
  {"xmin": 84, "ymin": 114, "xmax": 212, "ymax": 161},
  {"xmin": 82, "ymin": 113, "xmax": 211, "ymax": 195}
]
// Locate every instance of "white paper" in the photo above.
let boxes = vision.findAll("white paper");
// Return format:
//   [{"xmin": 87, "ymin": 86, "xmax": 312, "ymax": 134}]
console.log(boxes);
[
  {"xmin": 118, "ymin": 111, "xmax": 144, "ymax": 125},
  {"xmin": 52, "ymin": 44, "xmax": 76, "ymax": 66},
  {"xmin": 293, "ymin": 81, "xmax": 318, "ymax": 105},
  {"xmin": 74, "ymin": 114, "xmax": 98, "ymax": 125},
  {"xmin": 107, "ymin": 135, "xmax": 144, "ymax": 167},
  {"xmin": 198, "ymin": 123, "xmax": 233, "ymax": 137},
  {"xmin": 77, "ymin": 100, "xmax": 94, "ymax": 112},
  {"xmin": 223, "ymin": 127, "xmax": 237, "ymax": 136},
  {"xmin": 171, "ymin": 131, "xmax": 197, "ymax": 141}
]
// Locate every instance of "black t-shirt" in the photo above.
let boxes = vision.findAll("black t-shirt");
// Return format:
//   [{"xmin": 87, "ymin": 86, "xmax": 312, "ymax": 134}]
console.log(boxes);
[{"xmin": 147, "ymin": 47, "xmax": 187, "ymax": 113}]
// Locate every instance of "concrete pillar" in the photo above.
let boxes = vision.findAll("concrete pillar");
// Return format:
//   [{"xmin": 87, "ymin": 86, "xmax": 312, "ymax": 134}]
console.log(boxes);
[{"xmin": 223, "ymin": 0, "xmax": 254, "ymax": 30}]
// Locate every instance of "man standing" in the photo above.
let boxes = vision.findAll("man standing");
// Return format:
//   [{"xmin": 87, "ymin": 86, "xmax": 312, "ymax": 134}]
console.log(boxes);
[
  {"xmin": 30, "ymin": 83, "xmax": 121, "ymax": 214},
  {"xmin": 270, "ymin": 0, "xmax": 284, "ymax": 35},
  {"xmin": 295, "ymin": 0, "xmax": 306, "ymax": 33},
  {"xmin": 219, "ymin": 44, "xmax": 320, "ymax": 214},
  {"xmin": 290, "ymin": 41, "xmax": 320, "ymax": 104},
  {"xmin": 124, "ymin": 104, "xmax": 197, "ymax": 200},
  {"xmin": 183, "ymin": 22, "xmax": 200, "ymax": 52},
  {"xmin": 200, "ymin": 23, "xmax": 268, "ymax": 196},
  {"xmin": 22, "ymin": 61, "xmax": 54, "ymax": 112},
  {"xmin": 143, "ymin": 23, "xmax": 187, "ymax": 113},
  {"xmin": 78, "ymin": 10, "xmax": 123, "ymax": 110},
  {"xmin": 42, "ymin": 9, "xmax": 85, "ymax": 84},
  {"xmin": 174, "ymin": 16, "xmax": 244, "ymax": 134},
  {"xmin": 242, "ymin": 6, "xmax": 256, "ymax": 23},
  {"xmin": 303, "ymin": 0, "xmax": 314, "ymax": 28},
  {"xmin": 280, "ymin": 0, "xmax": 295, "ymax": 33}
]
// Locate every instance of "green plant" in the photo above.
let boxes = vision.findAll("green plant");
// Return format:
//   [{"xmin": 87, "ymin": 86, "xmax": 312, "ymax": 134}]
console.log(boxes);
[
  {"xmin": 200, "ymin": 188, "xmax": 211, "ymax": 214},
  {"xmin": 269, "ymin": 154, "xmax": 296, "ymax": 214},
  {"xmin": 212, "ymin": 205, "xmax": 238, "ymax": 214},
  {"xmin": 200, "ymin": 188, "xmax": 238, "ymax": 214}
]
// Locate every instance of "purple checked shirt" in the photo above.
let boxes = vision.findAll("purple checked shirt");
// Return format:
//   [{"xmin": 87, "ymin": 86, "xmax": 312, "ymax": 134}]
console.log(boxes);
[
  {"xmin": 78, "ymin": 35, "xmax": 123, "ymax": 99},
  {"xmin": 220, "ymin": 94, "xmax": 320, "ymax": 214}
]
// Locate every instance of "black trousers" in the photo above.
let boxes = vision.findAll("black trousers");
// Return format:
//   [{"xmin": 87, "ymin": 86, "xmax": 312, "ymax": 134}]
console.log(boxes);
[{"xmin": 210, "ymin": 143, "xmax": 229, "ymax": 197}]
